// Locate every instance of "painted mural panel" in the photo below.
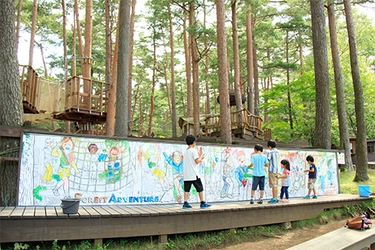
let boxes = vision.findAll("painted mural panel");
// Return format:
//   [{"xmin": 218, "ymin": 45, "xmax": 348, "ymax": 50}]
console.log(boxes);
[{"xmin": 18, "ymin": 133, "xmax": 339, "ymax": 206}]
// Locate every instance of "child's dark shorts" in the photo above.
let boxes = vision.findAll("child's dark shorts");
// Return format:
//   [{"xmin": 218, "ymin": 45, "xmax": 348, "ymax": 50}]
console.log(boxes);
[
  {"xmin": 184, "ymin": 177, "xmax": 204, "ymax": 192},
  {"xmin": 252, "ymin": 176, "xmax": 265, "ymax": 191}
]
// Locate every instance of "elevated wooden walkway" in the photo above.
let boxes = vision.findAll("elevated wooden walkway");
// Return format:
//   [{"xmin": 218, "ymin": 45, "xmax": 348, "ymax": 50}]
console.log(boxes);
[{"xmin": 0, "ymin": 194, "xmax": 372, "ymax": 245}]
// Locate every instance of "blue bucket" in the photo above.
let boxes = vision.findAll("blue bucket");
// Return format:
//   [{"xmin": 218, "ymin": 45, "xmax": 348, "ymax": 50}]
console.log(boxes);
[{"xmin": 358, "ymin": 185, "xmax": 371, "ymax": 197}]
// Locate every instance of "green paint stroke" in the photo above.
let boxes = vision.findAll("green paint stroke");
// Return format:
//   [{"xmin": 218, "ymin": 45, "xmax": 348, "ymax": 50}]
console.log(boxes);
[{"xmin": 33, "ymin": 186, "xmax": 47, "ymax": 201}]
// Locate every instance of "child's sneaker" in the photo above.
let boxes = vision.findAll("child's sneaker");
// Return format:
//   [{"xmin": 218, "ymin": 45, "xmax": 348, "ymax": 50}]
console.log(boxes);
[
  {"xmin": 250, "ymin": 199, "xmax": 254, "ymax": 204},
  {"xmin": 200, "ymin": 202, "xmax": 211, "ymax": 209},
  {"xmin": 182, "ymin": 202, "xmax": 192, "ymax": 209},
  {"xmin": 257, "ymin": 199, "xmax": 263, "ymax": 204},
  {"xmin": 268, "ymin": 198, "xmax": 279, "ymax": 204},
  {"xmin": 303, "ymin": 195, "xmax": 311, "ymax": 199},
  {"xmin": 312, "ymin": 195, "xmax": 318, "ymax": 199}
]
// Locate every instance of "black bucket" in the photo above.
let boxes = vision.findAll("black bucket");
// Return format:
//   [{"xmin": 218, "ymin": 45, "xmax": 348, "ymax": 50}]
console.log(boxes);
[{"xmin": 60, "ymin": 198, "xmax": 80, "ymax": 214}]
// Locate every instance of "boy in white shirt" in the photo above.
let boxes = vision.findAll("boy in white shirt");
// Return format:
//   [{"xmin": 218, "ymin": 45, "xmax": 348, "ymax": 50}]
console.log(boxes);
[{"xmin": 182, "ymin": 135, "xmax": 211, "ymax": 209}]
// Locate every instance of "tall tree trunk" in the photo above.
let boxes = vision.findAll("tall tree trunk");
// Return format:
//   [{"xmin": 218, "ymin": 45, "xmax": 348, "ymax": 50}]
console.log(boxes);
[
  {"xmin": 82, "ymin": 0, "xmax": 93, "ymax": 109},
  {"xmin": 246, "ymin": 8, "xmax": 254, "ymax": 114},
  {"xmin": 105, "ymin": 0, "xmax": 112, "ymax": 101},
  {"xmin": 231, "ymin": 0, "xmax": 243, "ymax": 129},
  {"xmin": 189, "ymin": 2, "xmax": 200, "ymax": 136},
  {"xmin": 253, "ymin": 44, "xmax": 259, "ymax": 115},
  {"xmin": 0, "ymin": 0, "xmax": 23, "ymax": 206},
  {"xmin": 73, "ymin": 0, "xmax": 83, "ymax": 109},
  {"xmin": 310, "ymin": 0, "xmax": 331, "ymax": 149},
  {"xmin": 168, "ymin": 4, "xmax": 177, "ymax": 138},
  {"xmin": 114, "ymin": 0, "xmax": 131, "ymax": 137},
  {"xmin": 327, "ymin": 2, "xmax": 353, "ymax": 171},
  {"xmin": 203, "ymin": 1, "xmax": 210, "ymax": 115},
  {"xmin": 16, "ymin": 0, "xmax": 23, "ymax": 49},
  {"xmin": 28, "ymin": 0, "xmax": 37, "ymax": 67},
  {"xmin": 343, "ymin": 0, "xmax": 368, "ymax": 180},
  {"xmin": 74, "ymin": 0, "xmax": 83, "ymax": 59},
  {"xmin": 62, "ymin": 0, "xmax": 68, "ymax": 132},
  {"xmin": 216, "ymin": 0, "xmax": 232, "ymax": 144},
  {"xmin": 286, "ymin": 31, "xmax": 293, "ymax": 132},
  {"xmin": 128, "ymin": 0, "xmax": 136, "ymax": 135},
  {"xmin": 183, "ymin": 16, "xmax": 192, "ymax": 117},
  {"xmin": 148, "ymin": 29, "xmax": 157, "ymax": 137},
  {"xmin": 106, "ymin": 9, "xmax": 120, "ymax": 136}
]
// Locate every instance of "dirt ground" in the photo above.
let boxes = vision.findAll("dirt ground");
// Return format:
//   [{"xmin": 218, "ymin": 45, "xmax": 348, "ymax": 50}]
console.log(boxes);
[{"xmin": 217, "ymin": 219, "xmax": 348, "ymax": 250}]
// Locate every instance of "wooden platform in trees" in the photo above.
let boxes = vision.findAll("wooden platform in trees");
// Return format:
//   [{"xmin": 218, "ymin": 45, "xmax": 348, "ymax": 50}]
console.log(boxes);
[
  {"xmin": 179, "ymin": 109, "xmax": 264, "ymax": 139},
  {"xmin": 20, "ymin": 65, "xmax": 40, "ymax": 114}
]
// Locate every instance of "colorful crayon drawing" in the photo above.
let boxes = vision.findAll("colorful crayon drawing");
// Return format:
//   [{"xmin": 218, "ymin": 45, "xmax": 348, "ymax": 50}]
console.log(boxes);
[{"xmin": 51, "ymin": 137, "xmax": 79, "ymax": 199}]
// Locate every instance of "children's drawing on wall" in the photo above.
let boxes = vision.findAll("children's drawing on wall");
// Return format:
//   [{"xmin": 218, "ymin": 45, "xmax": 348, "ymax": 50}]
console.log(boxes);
[
  {"xmin": 234, "ymin": 149, "xmax": 253, "ymax": 201},
  {"xmin": 138, "ymin": 144, "xmax": 172, "ymax": 196},
  {"xmin": 42, "ymin": 138, "xmax": 58, "ymax": 183},
  {"xmin": 85, "ymin": 143, "xmax": 99, "ymax": 180},
  {"xmin": 220, "ymin": 147, "xmax": 236, "ymax": 199},
  {"xmin": 51, "ymin": 137, "xmax": 79, "ymax": 199},
  {"xmin": 202, "ymin": 146, "xmax": 222, "ymax": 201},
  {"xmin": 163, "ymin": 148, "xmax": 184, "ymax": 203},
  {"xmin": 18, "ymin": 133, "xmax": 340, "ymax": 206}
]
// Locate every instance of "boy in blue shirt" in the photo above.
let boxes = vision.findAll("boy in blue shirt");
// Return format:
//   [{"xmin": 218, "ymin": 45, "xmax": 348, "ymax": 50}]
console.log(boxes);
[
  {"xmin": 304, "ymin": 155, "xmax": 318, "ymax": 199},
  {"xmin": 249, "ymin": 144, "xmax": 269, "ymax": 204}
]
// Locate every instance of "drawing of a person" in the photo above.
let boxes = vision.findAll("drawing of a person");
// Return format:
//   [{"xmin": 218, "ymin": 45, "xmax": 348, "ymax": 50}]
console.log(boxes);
[
  {"xmin": 163, "ymin": 150, "xmax": 184, "ymax": 203},
  {"xmin": 106, "ymin": 146, "xmax": 121, "ymax": 183},
  {"xmin": 87, "ymin": 143, "xmax": 99, "ymax": 180},
  {"xmin": 221, "ymin": 147, "xmax": 235, "ymax": 199},
  {"xmin": 234, "ymin": 150, "xmax": 251, "ymax": 200},
  {"xmin": 138, "ymin": 145, "xmax": 171, "ymax": 191},
  {"xmin": 52, "ymin": 137, "xmax": 79, "ymax": 199},
  {"xmin": 42, "ymin": 138, "xmax": 55, "ymax": 182}
]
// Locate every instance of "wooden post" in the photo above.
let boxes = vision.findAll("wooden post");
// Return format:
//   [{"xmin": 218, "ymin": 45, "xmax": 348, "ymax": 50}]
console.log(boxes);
[
  {"xmin": 159, "ymin": 234, "xmax": 168, "ymax": 244},
  {"xmin": 94, "ymin": 238, "xmax": 102, "ymax": 246}
]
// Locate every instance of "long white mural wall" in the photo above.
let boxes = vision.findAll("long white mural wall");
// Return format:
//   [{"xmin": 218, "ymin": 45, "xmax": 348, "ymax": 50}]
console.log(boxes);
[{"xmin": 18, "ymin": 133, "xmax": 339, "ymax": 206}]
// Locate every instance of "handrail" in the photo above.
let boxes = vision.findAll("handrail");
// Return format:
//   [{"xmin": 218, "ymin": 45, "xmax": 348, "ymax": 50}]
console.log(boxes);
[
  {"xmin": 203, "ymin": 109, "xmax": 263, "ymax": 138},
  {"xmin": 65, "ymin": 76, "xmax": 110, "ymax": 114}
]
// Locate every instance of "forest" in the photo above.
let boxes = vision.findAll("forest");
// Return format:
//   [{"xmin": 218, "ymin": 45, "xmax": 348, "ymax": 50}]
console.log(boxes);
[{"xmin": 7, "ymin": 0, "xmax": 374, "ymax": 142}]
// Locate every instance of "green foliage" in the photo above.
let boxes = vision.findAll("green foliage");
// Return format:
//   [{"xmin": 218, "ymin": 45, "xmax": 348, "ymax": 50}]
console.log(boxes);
[{"xmin": 339, "ymin": 168, "xmax": 375, "ymax": 194}]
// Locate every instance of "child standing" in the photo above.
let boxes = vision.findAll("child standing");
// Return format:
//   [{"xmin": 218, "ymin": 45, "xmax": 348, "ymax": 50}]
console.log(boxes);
[
  {"xmin": 182, "ymin": 135, "xmax": 211, "ymax": 209},
  {"xmin": 304, "ymin": 155, "xmax": 318, "ymax": 199},
  {"xmin": 278, "ymin": 159, "xmax": 291, "ymax": 202},
  {"xmin": 248, "ymin": 144, "xmax": 269, "ymax": 205},
  {"xmin": 267, "ymin": 139, "xmax": 281, "ymax": 204}
]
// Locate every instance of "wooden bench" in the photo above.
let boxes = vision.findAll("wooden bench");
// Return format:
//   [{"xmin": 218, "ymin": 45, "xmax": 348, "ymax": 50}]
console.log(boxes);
[{"xmin": 287, "ymin": 227, "xmax": 375, "ymax": 250}]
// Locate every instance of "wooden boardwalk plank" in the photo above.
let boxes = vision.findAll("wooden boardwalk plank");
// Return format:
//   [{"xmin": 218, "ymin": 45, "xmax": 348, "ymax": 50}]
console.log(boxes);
[
  {"xmin": 100, "ymin": 206, "xmax": 122, "ymax": 218},
  {"xmin": 124, "ymin": 206, "xmax": 150, "ymax": 217},
  {"xmin": 136, "ymin": 205, "xmax": 160, "ymax": 217},
  {"xmin": 46, "ymin": 207, "xmax": 57, "ymax": 218},
  {"xmin": 10, "ymin": 207, "xmax": 25, "ymax": 219},
  {"xmin": 92, "ymin": 206, "xmax": 111, "ymax": 218},
  {"xmin": 112, "ymin": 205, "xmax": 132, "ymax": 217},
  {"xmin": 77, "ymin": 206, "xmax": 91, "ymax": 218},
  {"xmin": 22, "ymin": 207, "xmax": 35, "ymax": 219},
  {"xmin": 55, "ymin": 207, "xmax": 69, "ymax": 218},
  {"xmin": 0, "ymin": 207, "xmax": 15, "ymax": 219},
  {"xmin": 82, "ymin": 206, "xmax": 101, "ymax": 218},
  {"xmin": 35, "ymin": 207, "xmax": 46, "ymax": 218}
]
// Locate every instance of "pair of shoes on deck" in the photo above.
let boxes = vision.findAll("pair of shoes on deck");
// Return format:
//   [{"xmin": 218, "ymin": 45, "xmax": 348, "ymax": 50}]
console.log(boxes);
[
  {"xmin": 182, "ymin": 201, "xmax": 212, "ymax": 209},
  {"xmin": 268, "ymin": 198, "xmax": 279, "ymax": 204},
  {"xmin": 304, "ymin": 195, "xmax": 318, "ymax": 199},
  {"xmin": 280, "ymin": 199, "xmax": 289, "ymax": 203},
  {"xmin": 250, "ymin": 199, "xmax": 263, "ymax": 204}
]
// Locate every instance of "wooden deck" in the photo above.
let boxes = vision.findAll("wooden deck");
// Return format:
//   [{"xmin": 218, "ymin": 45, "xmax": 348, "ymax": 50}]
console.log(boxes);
[{"xmin": 0, "ymin": 194, "xmax": 372, "ymax": 244}]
